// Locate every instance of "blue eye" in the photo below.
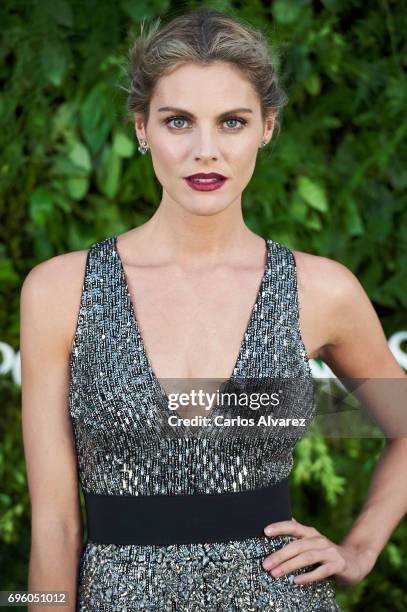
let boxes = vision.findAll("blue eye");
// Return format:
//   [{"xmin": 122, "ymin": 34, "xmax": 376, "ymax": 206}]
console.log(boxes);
[
  {"xmin": 224, "ymin": 118, "xmax": 244, "ymax": 129},
  {"xmin": 167, "ymin": 117, "xmax": 187, "ymax": 129},
  {"xmin": 164, "ymin": 116, "xmax": 248, "ymax": 130}
]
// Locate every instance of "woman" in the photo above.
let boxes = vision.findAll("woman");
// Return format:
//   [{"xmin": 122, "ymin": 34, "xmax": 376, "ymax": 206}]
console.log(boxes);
[{"xmin": 21, "ymin": 7, "xmax": 407, "ymax": 611}]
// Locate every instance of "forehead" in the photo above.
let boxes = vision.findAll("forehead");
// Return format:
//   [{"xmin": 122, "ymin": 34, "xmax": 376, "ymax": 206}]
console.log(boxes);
[{"xmin": 151, "ymin": 61, "xmax": 258, "ymax": 112}]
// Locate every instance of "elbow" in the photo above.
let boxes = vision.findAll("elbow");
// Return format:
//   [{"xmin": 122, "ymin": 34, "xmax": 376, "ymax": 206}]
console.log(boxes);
[{"xmin": 31, "ymin": 518, "xmax": 83, "ymax": 549}]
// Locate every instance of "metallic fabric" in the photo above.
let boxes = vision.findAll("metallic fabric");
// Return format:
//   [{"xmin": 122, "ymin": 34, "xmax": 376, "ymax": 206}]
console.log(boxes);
[{"xmin": 69, "ymin": 235, "xmax": 341, "ymax": 610}]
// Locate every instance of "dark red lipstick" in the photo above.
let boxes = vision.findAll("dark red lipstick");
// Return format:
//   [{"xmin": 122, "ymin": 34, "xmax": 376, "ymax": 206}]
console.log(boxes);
[{"xmin": 183, "ymin": 172, "xmax": 228, "ymax": 192}]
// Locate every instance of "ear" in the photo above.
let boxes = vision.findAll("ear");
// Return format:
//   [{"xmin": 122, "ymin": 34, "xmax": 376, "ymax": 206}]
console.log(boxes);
[
  {"xmin": 134, "ymin": 112, "xmax": 147, "ymax": 142},
  {"xmin": 262, "ymin": 111, "xmax": 276, "ymax": 144}
]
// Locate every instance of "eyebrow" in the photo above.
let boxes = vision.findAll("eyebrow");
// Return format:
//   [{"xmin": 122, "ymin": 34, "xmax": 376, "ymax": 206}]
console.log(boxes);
[{"xmin": 157, "ymin": 106, "xmax": 253, "ymax": 118}]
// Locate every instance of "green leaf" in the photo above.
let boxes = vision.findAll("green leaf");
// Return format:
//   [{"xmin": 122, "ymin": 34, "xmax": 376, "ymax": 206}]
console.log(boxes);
[
  {"xmin": 386, "ymin": 542, "xmax": 402, "ymax": 568},
  {"xmin": 290, "ymin": 193, "xmax": 308, "ymax": 222},
  {"xmin": 52, "ymin": 103, "xmax": 76, "ymax": 138},
  {"xmin": 51, "ymin": 158, "xmax": 89, "ymax": 178},
  {"xmin": 279, "ymin": 135, "xmax": 303, "ymax": 167},
  {"xmin": 298, "ymin": 176, "xmax": 329, "ymax": 212},
  {"xmin": 54, "ymin": 194, "xmax": 72, "ymax": 213},
  {"xmin": 120, "ymin": 0, "xmax": 156, "ymax": 20},
  {"xmin": 0, "ymin": 494, "xmax": 11, "ymax": 506},
  {"xmin": 0, "ymin": 258, "xmax": 19, "ymax": 283},
  {"xmin": 344, "ymin": 199, "xmax": 364, "ymax": 236},
  {"xmin": 81, "ymin": 87, "xmax": 111, "ymax": 153},
  {"xmin": 44, "ymin": 0, "xmax": 73, "ymax": 26},
  {"xmin": 379, "ymin": 270, "xmax": 407, "ymax": 308},
  {"xmin": 304, "ymin": 73, "xmax": 322, "ymax": 96},
  {"xmin": 40, "ymin": 43, "xmax": 69, "ymax": 87},
  {"xmin": 272, "ymin": 0, "xmax": 303, "ymax": 24},
  {"xmin": 113, "ymin": 132, "xmax": 135, "ymax": 158},
  {"xmin": 305, "ymin": 211, "xmax": 323, "ymax": 230},
  {"xmin": 66, "ymin": 177, "xmax": 89, "ymax": 200},
  {"xmin": 81, "ymin": 88, "xmax": 103, "ymax": 134},
  {"xmin": 97, "ymin": 146, "xmax": 122, "ymax": 199},
  {"xmin": 68, "ymin": 142, "xmax": 92, "ymax": 172},
  {"xmin": 321, "ymin": 116, "xmax": 342, "ymax": 129},
  {"xmin": 29, "ymin": 187, "xmax": 54, "ymax": 224}
]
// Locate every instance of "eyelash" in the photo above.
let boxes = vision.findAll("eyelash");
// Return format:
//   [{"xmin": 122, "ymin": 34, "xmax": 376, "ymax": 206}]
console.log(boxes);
[{"xmin": 163, "ymin": 115, "xmax": 248, "ymax": 130}]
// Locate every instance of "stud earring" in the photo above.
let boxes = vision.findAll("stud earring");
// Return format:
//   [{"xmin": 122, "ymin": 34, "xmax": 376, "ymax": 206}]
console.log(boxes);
[
  {"xmin": 138, "ymin": 139, "xmax": 149, "ymax": 155},
  {"xmin": 259, "ymin": 140, "xmax": 267, "ymax": 149}
]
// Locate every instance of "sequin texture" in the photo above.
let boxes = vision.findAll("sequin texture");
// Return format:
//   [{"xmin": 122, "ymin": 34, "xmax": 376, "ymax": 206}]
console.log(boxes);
[{"xmin": 69, "ymin": 235, "xmax": 341, "ymax": 610}]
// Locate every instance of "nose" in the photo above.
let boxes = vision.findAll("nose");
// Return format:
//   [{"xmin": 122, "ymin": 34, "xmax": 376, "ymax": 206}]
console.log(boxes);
[
  {"xmin": 193, "ymin": 130, "xmax": 219, "ymax": 160},
  {"xmin": 195, "ymin": 151, "xmax": 218, "ymax": 161}
]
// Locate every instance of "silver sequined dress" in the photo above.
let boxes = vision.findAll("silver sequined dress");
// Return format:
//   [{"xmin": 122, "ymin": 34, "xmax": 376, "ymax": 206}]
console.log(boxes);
[{"xmin": 69, "ymin": 235, "xmax": 342, "ymax": 611}]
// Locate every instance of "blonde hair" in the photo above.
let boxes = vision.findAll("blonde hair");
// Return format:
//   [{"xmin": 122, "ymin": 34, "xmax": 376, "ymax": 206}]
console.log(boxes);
[{"xmin": 123, "ymin": 7, "xmax": 288, "ymax": 137}]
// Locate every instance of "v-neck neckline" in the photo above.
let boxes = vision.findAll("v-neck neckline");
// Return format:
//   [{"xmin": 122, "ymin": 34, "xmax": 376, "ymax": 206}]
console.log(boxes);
[{"xmin": 113, "ymin": 234, "xmax": 270, "ymax": 428}]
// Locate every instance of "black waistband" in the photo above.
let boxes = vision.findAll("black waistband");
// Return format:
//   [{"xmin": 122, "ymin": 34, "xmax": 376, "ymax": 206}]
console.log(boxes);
[{"xmin": 84, "ymin": 478, "xmax": 292, "ymax": 545}]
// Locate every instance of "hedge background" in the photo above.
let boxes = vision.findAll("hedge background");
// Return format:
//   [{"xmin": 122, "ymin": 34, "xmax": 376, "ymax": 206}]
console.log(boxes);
[{"xmin": 1, "ymin": 0, "xmax": 406, "ymax": 610}]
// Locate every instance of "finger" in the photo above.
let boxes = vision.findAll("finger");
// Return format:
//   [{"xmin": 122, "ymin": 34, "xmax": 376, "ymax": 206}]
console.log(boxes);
[
  {"xmin": 264, "ymin": 520, "xmax": 316, "ymax": 538},
  {"xmin": 262, "ymin": 536, "xmax": 328, "ymax": 571},
  {"xmin": 264, "ymin": 520, "xmax": 298, "ymax": 536},
  {"xmin": 294, "ymin": 562, "xmax": 338, "ymax": 585},
  {"xmin": 268, "ymin": 548, "xmax": 331, "ymax": 578}
]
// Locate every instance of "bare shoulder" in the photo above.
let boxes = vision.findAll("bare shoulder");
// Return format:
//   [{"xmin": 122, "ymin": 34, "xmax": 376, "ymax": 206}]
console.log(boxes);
[
  {"xmin": 291, "ymin": 249, "xmax": 358, "ymax": 295},
  {"xmin": 292, "ymin": 249, "xmax": 401, "ymax": 377},
  {"xmin": 21, "ymin": 248, "xmax": 90, "ymax": 355},
  {"xmin": 291, "ymin": 249, "xmax": 369, "ymax": 326},
  {"xmin": 289, "ymin": 250, "xmax": 361, "ymax": 361}
]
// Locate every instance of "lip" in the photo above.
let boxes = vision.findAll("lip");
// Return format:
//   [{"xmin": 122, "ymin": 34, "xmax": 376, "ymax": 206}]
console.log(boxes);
[
  {"xmin": 183, "ymin": 176, "xmax": 228, "ymax": 192},
  {"xmin": 185, "ymin": 172, "xmax": 227, "ymax": 179}
]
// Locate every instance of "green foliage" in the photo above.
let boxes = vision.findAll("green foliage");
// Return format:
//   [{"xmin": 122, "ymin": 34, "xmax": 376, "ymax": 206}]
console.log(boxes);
[{"xmin": 1, "ymin": 1, "xmax": 406, "ymax": 610}]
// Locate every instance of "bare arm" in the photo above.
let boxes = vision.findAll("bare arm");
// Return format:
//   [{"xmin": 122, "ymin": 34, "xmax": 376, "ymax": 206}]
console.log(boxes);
[
  {"xmin": 261, "ymin": 255, "xmax": 407, "ymax": 586},
  {"xmin": 20, "ymin": 254, "xmax": 85, "ymax": 611},
  {"xmin": 318, "ymin": 260, "xmax": 407, "ymax": 577}
]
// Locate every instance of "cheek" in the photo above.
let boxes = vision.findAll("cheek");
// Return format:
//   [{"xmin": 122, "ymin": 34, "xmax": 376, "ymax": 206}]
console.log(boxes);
[
  {"xmin": 228, "ymin": 136, "xmax": 260, "ymax": 159},
  {"xmin": 231, "ymin": 149, "xmax": 257, "ymax": 176},
  {"xmin": 152, "ymin": 142, "xmax": 187, "ymax": 173},
  {"xmin": 226, "ymin": 152, "xmax": 258, "ymax": 193}
]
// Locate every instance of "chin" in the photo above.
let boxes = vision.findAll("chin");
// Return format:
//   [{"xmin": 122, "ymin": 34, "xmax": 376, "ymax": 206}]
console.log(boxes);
[{"xmin": 179, "ymin": 198, "xmax": 232, "ymax": 215}]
